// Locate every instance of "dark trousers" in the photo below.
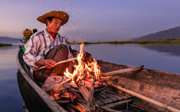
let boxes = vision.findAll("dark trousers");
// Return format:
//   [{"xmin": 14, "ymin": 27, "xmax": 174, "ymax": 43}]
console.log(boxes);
[{"xmin": 33, "ymin": 44, "xmax": 72, "ymax": 83}]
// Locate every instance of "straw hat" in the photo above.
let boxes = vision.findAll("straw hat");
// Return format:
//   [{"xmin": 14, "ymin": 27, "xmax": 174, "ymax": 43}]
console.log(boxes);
[
  {"xmin": 22, "ymin": 29, "xmax": 32, "ymax": 36},
  {"xmin": 37, "ymin": 11, "xmax": 69, "ymax": 25}
]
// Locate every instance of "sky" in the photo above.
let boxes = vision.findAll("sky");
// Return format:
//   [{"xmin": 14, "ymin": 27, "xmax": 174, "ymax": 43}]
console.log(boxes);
[{"xmin": 0, "ymin": 0, "xmax": 180, "ymax": 42}]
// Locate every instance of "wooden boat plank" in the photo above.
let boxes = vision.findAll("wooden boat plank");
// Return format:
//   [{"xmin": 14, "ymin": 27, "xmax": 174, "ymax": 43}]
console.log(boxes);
[{"xmin": 102, "ymin": 99, "xmax": 133, "ymax": 108}]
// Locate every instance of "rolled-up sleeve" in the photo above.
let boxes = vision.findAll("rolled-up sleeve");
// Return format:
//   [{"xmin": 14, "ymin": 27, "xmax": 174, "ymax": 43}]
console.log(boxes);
[{"xmin": 23, "ymin": 35, "xmax": 42, "ymax": 67}]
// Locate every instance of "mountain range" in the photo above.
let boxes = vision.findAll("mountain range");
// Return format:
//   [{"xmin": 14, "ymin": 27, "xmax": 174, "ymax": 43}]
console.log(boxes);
[
  {"xmin": 0, "ymin": 36, "xmax": 20, "ymax": 43},
  {"xmin": 133, "ymin": 26, "xmax": 180, "ymax": 41}
]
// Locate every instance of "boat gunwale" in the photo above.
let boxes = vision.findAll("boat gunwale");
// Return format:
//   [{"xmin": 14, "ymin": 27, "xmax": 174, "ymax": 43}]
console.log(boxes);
[
  {"xmin": 17, "ymin": 48, "xmax": 67, "ymax": 112},
  {"xmin": 97, "ymin": 60, "xmax": 180, "ymax": 89}
]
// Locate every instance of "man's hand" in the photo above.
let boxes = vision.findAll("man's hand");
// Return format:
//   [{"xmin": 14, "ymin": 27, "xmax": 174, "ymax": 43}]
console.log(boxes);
[
  {"xmin": 35, "ymin": 59, "xmax": 56, "ymax": 69},
  {"xmin": 44, "ymin": 59, "xmax": 56, "ymax": 69}
]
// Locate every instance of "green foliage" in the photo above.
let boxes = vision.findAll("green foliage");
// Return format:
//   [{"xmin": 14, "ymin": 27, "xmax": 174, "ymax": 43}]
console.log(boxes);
[{"xmin": 0, "ymin": 43, "xmax": 12, "ymax": 47}]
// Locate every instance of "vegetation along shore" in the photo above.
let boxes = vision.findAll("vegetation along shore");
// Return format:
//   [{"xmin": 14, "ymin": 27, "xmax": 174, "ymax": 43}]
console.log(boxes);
[
  {"xmin": 69, "ymin": 39, "xmax": 180, "ymax": 45},
  {"xmin": 1, "ymin": 39, "xmax": 180, "ymax": 47},
  {"xmin": 0, "ymin": 43, "xmax": 12, "ymax": 47}
]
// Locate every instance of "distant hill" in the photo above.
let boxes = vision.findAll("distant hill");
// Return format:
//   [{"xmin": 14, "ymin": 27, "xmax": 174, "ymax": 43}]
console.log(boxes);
[
  {"xmin": 133, "ymin": 26, "xmax": 180, "ymax": 41},
  {"xmin": 0, "ymin": 36, "xmax": 20, "ymax": 43}
]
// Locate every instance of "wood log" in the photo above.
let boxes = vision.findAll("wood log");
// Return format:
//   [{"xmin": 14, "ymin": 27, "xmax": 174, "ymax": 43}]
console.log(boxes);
[
  {"xmin": 102, "ymin": 65, "xmax": 143, "ymax": 77},
  {"xmin": 78, "ymin": 81, "xmax": 90, "ymax": 101},
  {"xmin": 87, "ymin": 78, "xmax": 95, "ymax": 102},
  {"xmin": 87, "ymin": 78, "xmax": 95, "ymax": 111},
  {"xmin": 46, "ymin": 78, "xmax": 72, "ymax": 92},
  {"xmin": 47, "ymin": 72, "xmax": 79, "ymax": 92},
  {"xmin": 78, "ymin": 82, "xmax": 93, "ymax": 111},
  {"xmin": 109, "ymin": 81, "xmax": 180, "ymax": 112}
]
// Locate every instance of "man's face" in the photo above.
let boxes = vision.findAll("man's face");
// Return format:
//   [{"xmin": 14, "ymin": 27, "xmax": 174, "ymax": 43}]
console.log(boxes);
[{"xmin": 47, "ymin": 18, "xmax": 62, "ymax": 33}]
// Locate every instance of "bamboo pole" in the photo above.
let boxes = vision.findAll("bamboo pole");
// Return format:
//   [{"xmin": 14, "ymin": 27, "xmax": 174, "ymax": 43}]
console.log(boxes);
[
  {"xmin": 102, "ymin": 65, "xmax": 143, "ymax": 76},
  {"xmin": 38, "ymin": 57, "xmax": 77, "ymax": 70},
  {"xmin": 109, "ymin": 81, "xmax": 180, "ymax": 112}
]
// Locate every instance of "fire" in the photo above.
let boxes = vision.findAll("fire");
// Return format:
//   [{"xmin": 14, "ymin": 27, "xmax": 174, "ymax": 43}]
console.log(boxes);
[{"xmin": 64, "ymin": 43, "xmax": 101, "ymax": 88}]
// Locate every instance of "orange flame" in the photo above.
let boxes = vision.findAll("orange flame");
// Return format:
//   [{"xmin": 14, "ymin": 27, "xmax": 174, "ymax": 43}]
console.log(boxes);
[{"xmin": 64, "ymin": 43, "xmax": 101, "ymax": 87}]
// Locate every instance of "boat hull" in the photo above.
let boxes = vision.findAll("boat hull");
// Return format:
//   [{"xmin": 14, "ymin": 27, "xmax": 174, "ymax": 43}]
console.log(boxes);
[
  {"xmin": 17, "ymin": 47, "xmax": 66, "ymax": 112},
  {"xmin": 17, "ymin": 47, "xmax": 180, "ymax": 111},
  {"xmin": 17, "ymin": 70, "xmax": 53, "ymax": 112},
  {"xmin": 98, "ymin": 60, "xmax": 180, "ymax": 110}
]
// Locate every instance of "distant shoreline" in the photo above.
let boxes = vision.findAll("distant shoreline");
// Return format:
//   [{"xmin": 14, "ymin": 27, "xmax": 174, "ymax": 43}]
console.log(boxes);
[
  {"xmin": 0, "ymin": 43, "xmax": 12, "ymax": 47},
  {"xmin": 69, "ymin": 39, "xmax": 180, "ymax": 45},
  {"xmin": 1, "ymin": 40, "xmax": 180, "ymax": 47}
]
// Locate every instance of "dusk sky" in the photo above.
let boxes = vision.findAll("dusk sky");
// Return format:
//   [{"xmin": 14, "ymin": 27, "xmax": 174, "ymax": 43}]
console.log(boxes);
[{"xmin": 1, "ymin": 0, "xmax": 180, "ymax": 42}]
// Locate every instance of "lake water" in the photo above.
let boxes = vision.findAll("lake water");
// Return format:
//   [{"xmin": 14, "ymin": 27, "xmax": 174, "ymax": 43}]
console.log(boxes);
[{"xmin": 0, "ymin": 44, "xmax": 180, "ymax": 112}]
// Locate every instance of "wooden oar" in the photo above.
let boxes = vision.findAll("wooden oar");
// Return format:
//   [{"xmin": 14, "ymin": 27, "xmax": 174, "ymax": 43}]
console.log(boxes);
[
  {"xmin": 38, "ymin": 57, "xmax": 77, "ymax": 70},
  {"xmin": 102, "ymin": 65, "xmax": 143, "ymax": 77}
]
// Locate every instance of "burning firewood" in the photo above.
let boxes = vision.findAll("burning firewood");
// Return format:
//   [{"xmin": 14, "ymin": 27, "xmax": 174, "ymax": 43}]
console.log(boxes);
[
  {"xmin": 78, "ymin": 81, "xmax": 90, "ymax": 101},
  {"xmin": 44, "ymin": 43, "xmax": 143, "ymax": 111},
  {"xmin": 87, "ymin": 77, "xmax": 95, "ymax": 111},
  {"xmin": 48, "ymin": 43, "xmax": 102, "ymax": 91}
]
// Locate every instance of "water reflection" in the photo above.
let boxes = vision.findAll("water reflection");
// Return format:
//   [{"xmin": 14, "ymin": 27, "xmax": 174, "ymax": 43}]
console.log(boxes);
[
  {"xmin": 0, "ymin": 45, "xmax": 19, "ymax": 70},
  {"xmin": 141, "ymin": 44, "xmax": 180, "ymax": 56},
  {"xmin": 0, "ymin": 45, "xmax": 24, "ymax": 112}
]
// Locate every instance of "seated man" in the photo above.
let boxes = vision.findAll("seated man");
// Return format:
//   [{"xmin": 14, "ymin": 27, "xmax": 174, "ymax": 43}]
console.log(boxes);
[
  {"xmin": 22, "ymin": 29, "xmax": 32, "ymax": 52},
  {"xmin": 22, "ymin": 29, "xmax": 32, "ymax": 43},
  {"xmin": 23, "ymin": 11, "xmax": 73, "ymax": 83}
]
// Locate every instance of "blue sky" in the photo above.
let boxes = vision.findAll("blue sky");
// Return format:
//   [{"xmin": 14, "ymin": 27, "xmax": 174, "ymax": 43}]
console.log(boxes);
[{"xmin": 0, "ymin": 0, "xmax": 180, "ymax": 41}]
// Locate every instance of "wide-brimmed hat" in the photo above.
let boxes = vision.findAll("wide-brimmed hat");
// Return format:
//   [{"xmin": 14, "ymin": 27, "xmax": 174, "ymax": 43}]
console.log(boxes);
[
  {"xmin": 22, "ymin": 29, "xmax": 32, "ymax": 37},
  {"xmin": 37, "ymin": 11, "xmax": 69, "ymax": 25}
]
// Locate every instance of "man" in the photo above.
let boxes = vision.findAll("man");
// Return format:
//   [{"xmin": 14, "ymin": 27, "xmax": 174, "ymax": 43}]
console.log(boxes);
[
  {"xmin": 23, "ymin": 11, "xmax": 73, "ymax": 83},
  {"xmin": 21, "ymin": 29, "xmax": 32, "ymax": 52},
  {"xmin": 22, "ymin": 29, "xmax": 32, "ymax": 43}
]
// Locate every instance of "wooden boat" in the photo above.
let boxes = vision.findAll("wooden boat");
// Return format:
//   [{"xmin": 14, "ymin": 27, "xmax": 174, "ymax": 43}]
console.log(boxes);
[{"xmin": 17, "ymin": 47, "xmax": 180, "ymax": 112}]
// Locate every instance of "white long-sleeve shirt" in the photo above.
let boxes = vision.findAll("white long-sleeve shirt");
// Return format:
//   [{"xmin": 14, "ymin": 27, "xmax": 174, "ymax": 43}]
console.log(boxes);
[{"xmin": 23, "ymin": 29, "xmax": 72, "ymax": 68}]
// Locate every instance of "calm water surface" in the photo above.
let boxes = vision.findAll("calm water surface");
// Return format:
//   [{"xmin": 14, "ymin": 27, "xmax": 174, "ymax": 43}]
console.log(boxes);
[
  {"xmin": 0, "ymin": 44, "xmax": 180, "ymax": 111},
  {"xmin": 0, "ymin": 46, "xmax": 24, "ymax": 112},
  {"xmin": 73, "ymin": 44, "xmax": 180, "ymax": 74}
]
